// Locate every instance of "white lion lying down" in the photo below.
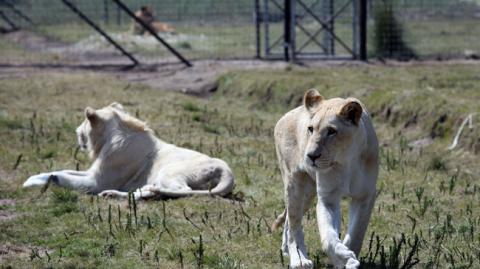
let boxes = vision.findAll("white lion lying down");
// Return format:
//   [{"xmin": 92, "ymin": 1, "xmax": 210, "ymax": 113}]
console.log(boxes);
[{"xmin": 23, "ymin": 103, "xmax": 235, "ymax": 200}]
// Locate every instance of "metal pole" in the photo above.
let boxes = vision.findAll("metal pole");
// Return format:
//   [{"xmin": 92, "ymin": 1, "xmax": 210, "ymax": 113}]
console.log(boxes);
[
  {"xmin": 112, "ymin": 0, "xmax": 192, "ymax": 67},
  {"xmin": 352, "ymin": 0, "xmax": 358, "ymax": 58},
  {"xmin": 254, "ymin": 0, "xmax": 261, "ymax": 59},
  {"xmin": 263, "ymin": 0, "xmax": 270, "ymax": 57},
  {"xmin": 61, "ymin": 0, "xmax": 139, "ymax": 66},
  {"xmin": 0, "ymin": 10, "xmax": 18, "ymax": 30},
  {"xmin": 284, "ymin": 0, "xmax": 291, "ymax": 61},
  {"xmin": 291, "ymin": 0, "xmax": 296, "ymax": 60},
  {"xmin": 359, "ymin": 0, "xmax": 367, "ymax": 60}
]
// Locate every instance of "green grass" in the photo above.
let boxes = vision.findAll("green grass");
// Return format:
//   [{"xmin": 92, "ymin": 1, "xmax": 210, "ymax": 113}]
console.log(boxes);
[
  {"xmin": 0, "ymin": 38, "xmax": 61, "ymax": 64},
  {"xmin": 402, "ymin": 19, "xmax": 480, "ymax": 58},
  {"xmin": 0, "ymin": 64, "xmax": 479, "ymax": 268}
]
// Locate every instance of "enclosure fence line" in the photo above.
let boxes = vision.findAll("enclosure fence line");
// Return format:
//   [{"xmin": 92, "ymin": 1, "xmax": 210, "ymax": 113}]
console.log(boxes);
[
  {"xmin": 61, "ymin": 0, "xmax": 192, "ymax": 67},
  {"xmin": 61, "ymin": 0, "xmax": 139, "ymax": 66},
  {"xmin": 1, "ymin": 0, "xmax": 479, "ymax": 62},
  {"xmin": 112, "ymin": 0, "xmax": 192, "ymax": 67}
]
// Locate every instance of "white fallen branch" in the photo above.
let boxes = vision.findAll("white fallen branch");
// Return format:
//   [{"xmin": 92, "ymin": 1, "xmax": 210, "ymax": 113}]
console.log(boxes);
[{"xmin": 447, "ymin": 113, "xmax": 477, "ymax": 150}]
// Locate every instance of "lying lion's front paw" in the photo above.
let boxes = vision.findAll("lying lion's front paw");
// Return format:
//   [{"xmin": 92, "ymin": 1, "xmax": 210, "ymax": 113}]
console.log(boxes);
[{"xmin": 23, "ymin": 173, "xmax": 51, "ymax": 188}]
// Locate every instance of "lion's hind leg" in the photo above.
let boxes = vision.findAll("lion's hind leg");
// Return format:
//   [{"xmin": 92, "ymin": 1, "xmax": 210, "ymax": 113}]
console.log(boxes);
[
  {"xmin": 147, "ymin": 158, "xmax": 234, "ymax": 198},
  {"xmin": 99, "ymin": 185, "xmax": 158, "ymax": 200}
]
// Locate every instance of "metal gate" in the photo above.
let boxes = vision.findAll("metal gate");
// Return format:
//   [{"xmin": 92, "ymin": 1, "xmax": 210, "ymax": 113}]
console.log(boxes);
[{"xmin": 255, "ymin": 0, "xmax": 367, "ymax": 61}]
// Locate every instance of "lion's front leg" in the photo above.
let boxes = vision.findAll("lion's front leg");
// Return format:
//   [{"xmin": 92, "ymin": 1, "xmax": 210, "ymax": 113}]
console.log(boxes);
[
  {"xmin": 24, "ymin": 170, "xmax": 97, "ymax": 192},
  {"xmin": 316, "ymin": 196, "xmax": 360, "ymax": 269},
  {"xmin": 343, "ymin": 194, "xmax": 376, "ymax": 256},
  {"xmin": 285, "ymin": 177, "xmax": 315, "ymax": 269}
]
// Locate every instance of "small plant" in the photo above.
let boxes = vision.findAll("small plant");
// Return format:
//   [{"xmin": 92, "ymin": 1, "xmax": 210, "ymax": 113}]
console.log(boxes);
[
  {"xmin": 178, "ymin": 41, "xmax": 192, "ymax": 50},
  {"xmin": 182, "ymin": 102, "xmax": 201, "ymax": 112},
  {"xmin": 428, "ymin": 156, "xmax": 447, "ymax": 171},
  {"xmin": 50, "ymin": 187, "xmax": 79, "ymax": 216}
]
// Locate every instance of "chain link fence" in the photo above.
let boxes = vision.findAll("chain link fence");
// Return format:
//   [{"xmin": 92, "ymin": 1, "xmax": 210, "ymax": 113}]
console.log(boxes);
[{"xmin": 0, "ymin": 0, "xmax": 479, "ymax": 65}]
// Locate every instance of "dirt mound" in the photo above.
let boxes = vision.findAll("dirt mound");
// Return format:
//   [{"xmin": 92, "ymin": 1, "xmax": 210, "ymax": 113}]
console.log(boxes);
[{"xmin": 71, "ymin": 33, "xmax": 209, "ymax": 52}]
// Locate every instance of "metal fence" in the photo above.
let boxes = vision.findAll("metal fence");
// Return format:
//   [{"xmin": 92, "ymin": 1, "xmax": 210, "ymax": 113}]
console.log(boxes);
[
  {"xmin": 370, "ymin": 0, "xmax": 480, "ymax": 60},
  {"xmin": 0, "ymin": 0, "xmax": 479, "ymax": 65},
  {"xmin": 0, "ymin": 0, "xmax": 256, "ymax": 65}
]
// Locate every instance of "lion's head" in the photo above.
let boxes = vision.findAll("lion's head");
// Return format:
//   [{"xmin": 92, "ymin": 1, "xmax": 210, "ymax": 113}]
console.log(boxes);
[
  {"xmin": 302, "ymin": 89, "xmax": 364, "ymax": 172},
  {"xmin": 75, "ymin": 102, "xmax": 150, "ymax": 159},
  {"xmin": 138, "ymin": 5, "xmax": 155, "ymax": 24}
]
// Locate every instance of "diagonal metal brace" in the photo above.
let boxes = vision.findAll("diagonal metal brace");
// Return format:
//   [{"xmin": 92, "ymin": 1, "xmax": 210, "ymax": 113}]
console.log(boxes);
[
  {"xmin": 0, "ymin": 10, "xmax": 18, "ymax": 30},
  {"xmin": 2, "ymin": 0, "xmax": 33, "ymax": 24},
  {"xmin": 112, "ymin": 0, "xmax": 192, "ymax": 67},
  {"xmin": 296, "ymin": 0, "xmax": 352, "ymax": 53},
  {"xmin": 61, "ymin": 0, "xmax": 139, "ymax": 66},
  {"xmin": 296, "ymin": 0, "xmax": 354, "ymax": 55},
  {"xmin": 268, "ymin": 0, "xmax": 327, "ymax": 53}
]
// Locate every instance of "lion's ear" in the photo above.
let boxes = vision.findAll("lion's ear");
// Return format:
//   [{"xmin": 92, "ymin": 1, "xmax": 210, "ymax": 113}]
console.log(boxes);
[
  {"xmin": 85, "ymin": 107, "xmax": 99, "ymax": 124},
  {"xmin": 110, "ymin": 102, "xmax": 124, "ymax": 111},
  {"xmin": 339, "ymin": 100, "xmax": 363, "ymax": 125},
  {"xmin": 303, "ymin": 89, "xmax": 323, "ymax": 113}
]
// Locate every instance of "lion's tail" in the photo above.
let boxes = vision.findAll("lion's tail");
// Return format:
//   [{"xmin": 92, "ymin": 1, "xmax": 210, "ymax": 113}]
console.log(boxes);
[
  {"xmin": 271, "ymin": 209, "xmax": 286, "ymax": 231},
  {"xmin": 149, "ymin": 168, "xmax": 235, "ymax": 198}
]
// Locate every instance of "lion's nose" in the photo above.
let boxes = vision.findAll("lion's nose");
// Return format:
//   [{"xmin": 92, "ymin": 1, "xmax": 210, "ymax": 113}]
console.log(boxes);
[{"xmin": 307, "ymin": 153, "xmax": 321, "ymax": 162}]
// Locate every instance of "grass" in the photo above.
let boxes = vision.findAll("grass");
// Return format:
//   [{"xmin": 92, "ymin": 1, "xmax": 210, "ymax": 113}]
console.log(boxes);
[
  {"xmin": 0, "ymin": 38, "xmax": 61, "ymax": 65},
  {"xmin": 0, "ymin": 64, "xmax": 479, "ymax": 268},
  {"xmin": 402, "ymin": 19, "xmax": 480, "ymax": 58}
]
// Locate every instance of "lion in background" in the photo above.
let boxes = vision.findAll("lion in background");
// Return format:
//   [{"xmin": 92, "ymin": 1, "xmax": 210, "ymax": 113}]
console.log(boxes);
[
  {"xmin": 23, "ymin": 103, "xmax": 234, "ymax": 200},
  {"xmin": 131, "ymin": 5, "xmax": 176, "ymax": 35}
]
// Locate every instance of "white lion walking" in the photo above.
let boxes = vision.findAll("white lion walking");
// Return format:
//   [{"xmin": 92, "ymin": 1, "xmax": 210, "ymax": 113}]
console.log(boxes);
[
  {"xmin": 23, "ymin": 102, "xmax": 235, "ymax": 200},
  {"xmin": 272, "ymin": 89, "xmax": 379, "ymax": 269}
]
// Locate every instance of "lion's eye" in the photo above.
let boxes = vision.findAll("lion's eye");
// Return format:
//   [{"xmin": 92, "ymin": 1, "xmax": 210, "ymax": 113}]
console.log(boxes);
[
  {"xmin": 307, "ymin": 126, "xmax": 314, "ymax": 134},
  {"xmin": 327, "ymin": 127, "xmax": 337, "ymax": 137}
]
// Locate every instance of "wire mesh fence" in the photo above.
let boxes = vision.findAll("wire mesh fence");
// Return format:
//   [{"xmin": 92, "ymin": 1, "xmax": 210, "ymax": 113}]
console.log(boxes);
[
  {"xmin": 0, "ymin": 0, "xmax": 479, "ymax": 65},
  {"xmin": 0, "ymin": 0, "xmax": 256, "ymax": 64},
  {"xmin": 370, "ymin": 0, "xmax": 480, "ymax": 60}
]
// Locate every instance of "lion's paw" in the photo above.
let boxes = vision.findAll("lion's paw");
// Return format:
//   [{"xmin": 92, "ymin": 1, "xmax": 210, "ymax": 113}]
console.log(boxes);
[
  {"xmin": 333, "ymin": 243, "xmax": 358, "ymax": 269},
  {"xmin": 23, "ymin": 173, "xmax": 51, "ymax": 188},
  {"xmin": 290, "ymin": 258, "xmax": 313, "ymax": 269},
  {"xmin": 345, "ymin": 257, "xmax": 360, "ymax": 269}
]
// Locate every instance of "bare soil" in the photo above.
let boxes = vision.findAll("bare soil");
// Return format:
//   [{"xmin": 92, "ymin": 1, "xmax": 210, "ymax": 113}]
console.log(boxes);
[{"xmin": 0, "ymin": 199, "xmax": 17, "ymax": 222}]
